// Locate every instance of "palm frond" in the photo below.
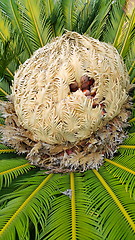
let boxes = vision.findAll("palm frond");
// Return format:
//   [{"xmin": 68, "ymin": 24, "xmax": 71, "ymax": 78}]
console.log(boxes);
[
  {"xmin": 0, "ymin": 157, "xmax": 36, "ymax": 189},
  {"xmin": 104, "ymin": 155, "xmax": 135, "ymax": 199},
  {"xmin": 128, "ymin": 108, "xmax": 135, "ymax": 133},
  {"xmin": 0, "ymin": 0, "xmax": 32, "ymax": 56},
  {"xmin": 62, "ymin": 0, "xmax": 79, "ymax": 31},
  {"xmin": 0, "ymin": 32, "xmax": 24, "ymax": 84},
  {"xmin": 120, "ymin": 8, "xmax": 135, "ymax": 59},
  {"xmin": 41, "ymin": 174, "xmax": 72, "ymax": 239},
  {"xmin": 85, "ymin": 168, "xmax": 135, "ymax": 239},
  {"xmin": 0, "ymin": 79, "xmax": 11, "ymax": 97},
  {"xmin": 43, "ymin": 0, "xmax": 64, "ymax": 39},
  {"xmin": 0, "ymin": 173, "xmax": 57, "ymax": 240},
  {"xmin": 0, "ymin": 116, "xmax": 4, "ymax": 125},
  {"xmin": 0, "ymin": 168, "xmax": 38, "ymax": 203},
  {"xmin": 118, "ymin": 145, "xmax": 135, "ymax": 154},
  {"xmin": 40, "ymin": 0, "xmax": 64, "ymax": 44},
  {"xmin": 92, "ymin": 0, "xmax": 118, "ymax": 40},
  {"xmin": 0, "ymin": 143, "xmax": 15, "ymax": 154},
  {"xmin": 102, "ymin": 0, "xmax": 126, "ymax": 45},
  {"xmin": 43, "ymin": 173, "xmax": 103, "ymax": 240},
  {"xmin": 73, "ymin": 0, "xmax": 101, "ymax": 35},
  {"xmin": 0, "ymin": 10, "xmax": 11, "ymax": 41},
  {"xmin": 129, "ymin": 61, "xmax": 135, "ymax": 80},
  {"xmin": 121, "ymin": 133, "xmax": 135, "ymax": 144},
  {"xmin": 18, "ymin": 0, "xmax": 44, "ymax": 51},
  {"xmin": 129, "ymin": 117, "xmax": 135, "ymax": 127},
  {"xmin": 118, "ymin": 132, "xmax": 135, "ymax": 154}
]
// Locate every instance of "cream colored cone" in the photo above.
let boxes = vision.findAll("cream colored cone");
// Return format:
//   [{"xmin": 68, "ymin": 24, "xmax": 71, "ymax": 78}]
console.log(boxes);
[{"xmin": 0, "ymin": 31, "xmax": 133, "ymax": 172}]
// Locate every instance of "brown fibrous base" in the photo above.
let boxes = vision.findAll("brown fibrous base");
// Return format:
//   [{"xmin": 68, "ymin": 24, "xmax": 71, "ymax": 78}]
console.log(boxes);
[{"xmin": 0, "ymin": 95, "xmax": 132, "ymax": 173}]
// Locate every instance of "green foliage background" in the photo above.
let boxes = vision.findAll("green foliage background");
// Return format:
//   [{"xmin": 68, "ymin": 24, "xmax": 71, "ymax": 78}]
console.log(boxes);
[{"xmin": 0, "ymin": 0, "xmax": 135, "ymax": 239}]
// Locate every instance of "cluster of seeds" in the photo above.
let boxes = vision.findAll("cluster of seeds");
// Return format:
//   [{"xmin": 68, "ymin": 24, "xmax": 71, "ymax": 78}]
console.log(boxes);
[{"xmin": 70, "ymin": 75, "xmax": 106, "ymax": 115}]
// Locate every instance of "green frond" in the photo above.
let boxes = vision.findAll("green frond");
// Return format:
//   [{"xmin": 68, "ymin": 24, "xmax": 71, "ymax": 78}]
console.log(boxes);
[
  {"xmin": 0, "ymin": 12, "xmax": 23, "ymax": 78},
  {"xmin": 0, "ymin": 0, "xmax": 32, "ymax": 56},
  {"xmin": 0, "ymin": 173, "xmax": 56, "ymax": 240},
  {"xmin": 120, "ymin": 8, "xmax": 135, "ymax": 59},
  {"xmin": 118, "ymin": 132, "xmax": 135, "ymax": 154},
  {"xmin": 18, "ymin": 0, "xmax": 44, "ymax": 51},
  {"xmin": 41, "ymin": 0, "xmax": 64, "ymax": 42},
  {"xmin": 0, "ymin": 88, "xmax": 8, "ymax": 96},
  {"xmin": 129, "ymin": 125, "xmax": 135, "ymax": 134},
  {"xmin": 73, "ymin": 0, "xmax": 101, "ymax": 35},
  {"xmin": 5, "ymin": 67, "xmax": 14, "ymax": 78},
  {"xmin": 129, "ymin": 105, "xmax": 135, "ymax": 121},
  {"xmin": 0, "ymin": 168, "xmax": 38, "ymax": 201},
  {"xmin": 92, "ymin": 0, "xmax": 119, "ymax": 40},
  {"xmin": 129, "ymin": 108, "xmax": 135, "ymax": 126},
  {"xmin": 85, "ymin": 168, "xmax": 135, "ymax": 239},
  {"xmin": 41, "ymin": 174, "xmax": 72, "ymax": 240},
  {"xmin": 0, "ymin": 78, "xmax": 11, "ymax": 98},
  {"xmin": 0, "ymin": 31, "xmax": 25, "ymax": 98},
  {"xmin": 101, "ymin": 0, "xmax": 126, "ymax": 44},
  {"xmin": 129, "ymin": 61, "xmax": 135, "ymax": 78},
  {"xmin": 123, "ymin": 133, "xmax": 135, "ymax": 145},
  {"xmin": 62, "ymin": 0, "xmax": 79, "ymax": 31},
  {"xmin": 0, "ymin": 10, "xmax": 11, "ymax": 42},
  {"xmin": 70, "ymin": 172, "xmax": 76, "ymax": 240},
  {"xmin": 43, "ymin": 173, "xmax": 103, "ymax": 240},
  {"xmin": 0, "ymin": 11, "xmax": 27, "ymax": 68},
  {"xmin": 129, "ymin": 118, "xmax": 135, "ymax": 127},
  {"xmin": 0, "ymin": 157, "xmax": 35, "ymax": 188},
  {"xmin": 113, "ymin": 12, "xmax": 125, "ymax": 47},
  {"xmin": 0, "ymin": 143, "xmax": 15, "ymax": 154},
  {"xmin": 99, "ymin": 1, "xmax": 135, "ymax": 80},
  {"xmin": 0, "ymin": 84, "xmax": 9, "ymax": 101},
  {"xmin": 118, "ymin": 145, "xmax": 135, "ymax": 155},
  {"xmin": 0, "ymin": 116, "xmax": 5, "ymax": 125},
  {"xmin": 131, "ymin": 76, "xmax": 135, "ymax": 84},
  {"xmin": 104, "ymin": 155, "xmax": 135, "ymax": 199},
  {"xmin": 126, "ymin": 39, "xmax": 135, "ymax": 82}
]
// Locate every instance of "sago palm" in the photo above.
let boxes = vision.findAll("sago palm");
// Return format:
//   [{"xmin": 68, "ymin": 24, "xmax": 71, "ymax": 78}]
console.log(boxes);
[{"xmin": 0, "ymin": 0, "xmax": 135, "ymax": 239}]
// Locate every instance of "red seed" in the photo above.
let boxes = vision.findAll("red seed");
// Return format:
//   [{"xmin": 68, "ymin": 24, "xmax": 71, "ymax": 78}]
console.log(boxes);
[
  {"xmin": 66, "ymin": 149, "xmax": 72, "ymax": 155},
  {"xmin": 92, "ymin": 102, "xmax": 96, "ymax": 107},
  {"xmin": 89, "ymin": 78, "xmax": 95, "ymax": 85},
  {"xmin": 70, "ymin": 82, "xmax": 78, "ymax": 92},
  {"xmin": 83, "ymin": 89, "xmax": 91, "ymax": 96},
  {"xmin": 92, "ymin": 103, "xmax": 99, "ymax": 108},
  {"xmin": 80, "ymin": 75, "xmax": 89, "ymax": 84},
  {"xmin": 81, "ymin": 83, "xmax": 90, "ymax": 90},
  {"xmin": 101, "ymin": 110, "xmax": 105, "ymax": 115},
  {"xmin": 68, "ymin": 149, "xmax": 72, "ymax": 154}
]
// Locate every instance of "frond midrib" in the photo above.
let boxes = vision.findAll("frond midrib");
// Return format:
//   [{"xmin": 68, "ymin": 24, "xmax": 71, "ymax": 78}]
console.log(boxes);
[
  {"xmin": 0, "ymin": 163, "xmax": 30, "ymax": 175},
  {"xmin": 0, "ymin": 173, "xmax": 53, "ymax": 237},
  {"xmin": 70, "ymin": 172, "xmax": 76, "ymax": 240},
  {"xmin": 93, "ymin": 169, "xmax": 135, "ymax": 233},
  {"xmin": 104, "ymin": 158, "xmax": 135, "ymax": 175}
]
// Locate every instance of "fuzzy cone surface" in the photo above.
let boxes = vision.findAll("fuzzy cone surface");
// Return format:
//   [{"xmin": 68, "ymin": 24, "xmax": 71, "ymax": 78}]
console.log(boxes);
[{"xmin": 0, "ymin": 31, "xmax": 133, "ymax": 172}]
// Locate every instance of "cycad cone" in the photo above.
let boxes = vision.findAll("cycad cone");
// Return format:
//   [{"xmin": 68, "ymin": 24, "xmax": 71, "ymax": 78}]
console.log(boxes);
[{"xmin": 1, "ymin": 31, "xmax": 132, "ymax": 172}]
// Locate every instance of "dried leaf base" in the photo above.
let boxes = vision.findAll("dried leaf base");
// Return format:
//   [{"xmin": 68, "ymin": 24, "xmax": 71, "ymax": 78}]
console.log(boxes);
[{"xmin": 0, "ymin": 96, "xmax": 131, "ymax": 173}]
